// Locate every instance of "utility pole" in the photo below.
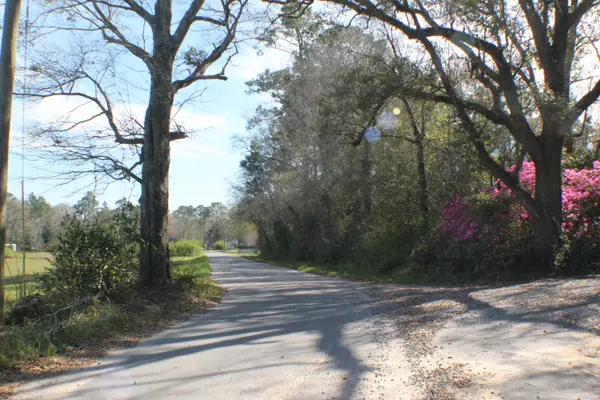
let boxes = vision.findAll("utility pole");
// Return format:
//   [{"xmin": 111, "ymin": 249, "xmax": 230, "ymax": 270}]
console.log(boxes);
[{"xmin": 0, "ymin": 0, "xmax": 23, "ymax": 321}]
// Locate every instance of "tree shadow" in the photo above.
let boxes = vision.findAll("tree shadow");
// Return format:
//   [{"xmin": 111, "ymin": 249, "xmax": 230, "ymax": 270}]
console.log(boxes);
[
  {"xmin": 367, "ymin": 275, "xmax": 600, "ymax": 396},
  {"xmin": 17, "ymin": 255, "xmax": 380, "ymax": 399},
  {"xmin": 14, "ymin": 256, "xmax": 599, "ymax": 399}
]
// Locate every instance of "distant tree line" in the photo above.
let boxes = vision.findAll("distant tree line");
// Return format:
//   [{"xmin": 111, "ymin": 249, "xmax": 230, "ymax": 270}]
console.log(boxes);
[
  {"xmin": 170, "ymin": 202, "xmax": 257, "ymax": 249},
  {"xmin": 4, "ymin": 191, "xmax": 138, "ymax": 251}
]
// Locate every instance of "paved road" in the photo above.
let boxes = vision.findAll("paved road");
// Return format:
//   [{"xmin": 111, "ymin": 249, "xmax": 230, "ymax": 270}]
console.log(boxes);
[{"xmin": 16, "ymin": 253, "xmax": 406, "ymax": 400}]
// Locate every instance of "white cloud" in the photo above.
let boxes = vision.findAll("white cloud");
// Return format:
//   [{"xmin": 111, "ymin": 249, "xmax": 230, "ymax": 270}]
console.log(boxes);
[
  {"xmin": 15, "ymin": 96, "xmax": 229, "ymax": 137},
  {"xmin": 170, "ymin": 108, "xmax": 228, "ymax": 133},
  {"xmin": 171, "ymin": 140, "xmax": 226, "ymax": 159},
  {"xmin": 228, "ymin": 46, "xmax": 292, "ymax": 80},
  {"xmin": 13, "ymin": 96, "xmax": 231, "ymax": 161}
]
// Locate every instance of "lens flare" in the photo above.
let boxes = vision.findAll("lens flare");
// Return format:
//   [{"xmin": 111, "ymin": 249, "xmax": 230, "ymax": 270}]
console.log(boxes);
[
  {"xmin": 364, "ymin": 126, "xmax": 381, "ymax": 143},
  {"xmin": 377, "ymin": 112, "xmax": 397, "ymax": 131}
]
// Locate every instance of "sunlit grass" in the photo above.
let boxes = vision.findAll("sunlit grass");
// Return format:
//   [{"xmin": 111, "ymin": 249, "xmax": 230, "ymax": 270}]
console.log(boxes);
[
  {"xmin": 172, "ymin": 255, "xmax": 223, "ymax": 302},
  {"xmin": 3, "ymin": 252, "xmax": 53, "ymax": 306},
  {"xmin": 240, "ymin": 254, "xmax": 426, "ymax": 284}
]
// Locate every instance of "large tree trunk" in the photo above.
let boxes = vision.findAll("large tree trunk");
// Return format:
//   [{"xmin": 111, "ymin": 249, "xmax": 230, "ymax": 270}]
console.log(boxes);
[
  {"xmin": 402, "ymin": 98, "xmax": 429, "ymax": 223},
  {"xmin": 415, "ymin": 137, "xmax": 429, "ymax": 222},
  {"xmin": 139, "ymin": 0, "xmax": 175, "ymax": 287},
  {"xmin": 532, "ymin": 131, "xmax": 564, "ymax": 268},
  {"xmin": 0, "ymin": 0, "xmax": 23, "ymax": 318},
  {"xmin": 139, "ymin": 62, "xmax": 174, "ymax": 287}
]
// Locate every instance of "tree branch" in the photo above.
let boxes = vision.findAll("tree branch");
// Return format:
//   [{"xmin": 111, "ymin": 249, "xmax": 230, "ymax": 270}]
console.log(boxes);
[
  {"xmin": 566, "ymin": 0, "xmax": 598, "ymax": 29},
  {"xmin": 121, "ymin": 0, "xmax": 154, "ymax": 23},
  {"xmin": 172, "ymin": 0, "xmax": 208, "ymax": 49},
  {"xmin": 563, "ymin": 77, "xmax": 600, "ymax": 129},
  {"xmin": 89, "ymin": 1, "xmax": 153, "ymax": 67},
  {"xmin": 517, "ymin": 0, "xmax": 550, "ymax": 68}
]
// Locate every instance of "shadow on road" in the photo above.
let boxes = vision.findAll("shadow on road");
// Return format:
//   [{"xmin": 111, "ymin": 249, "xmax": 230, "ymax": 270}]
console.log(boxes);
[
  {"xmin": 19, "ymin": 255, "xmax": 380, "ymax": 399},
  {"xmin": 16, "ymin": 254, "xmax": 600, "ymax": 399}
]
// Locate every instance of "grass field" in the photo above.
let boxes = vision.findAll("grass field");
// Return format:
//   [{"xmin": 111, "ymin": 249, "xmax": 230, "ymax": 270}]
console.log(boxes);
[{"xmin": 3, "ymin": 252, "xmax": 53, "ymax": 305}]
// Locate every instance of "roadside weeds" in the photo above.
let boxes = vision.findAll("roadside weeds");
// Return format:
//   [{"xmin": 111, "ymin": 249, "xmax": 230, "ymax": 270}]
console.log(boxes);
[{"xmin": 0, "ymin": 255, "xmax": 224, "ymax": 399}]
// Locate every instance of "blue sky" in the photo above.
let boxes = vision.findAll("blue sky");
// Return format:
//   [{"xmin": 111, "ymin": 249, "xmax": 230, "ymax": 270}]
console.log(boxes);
[{"xmin": 7, "ymin": 10, "xmax": 291, "ymax": 210}]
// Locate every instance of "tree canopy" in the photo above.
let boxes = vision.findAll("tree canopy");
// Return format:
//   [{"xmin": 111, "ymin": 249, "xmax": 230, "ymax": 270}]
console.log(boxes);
[{"xmin": 233, "ymin": 1, "xmax": 600, "ymax": 280}]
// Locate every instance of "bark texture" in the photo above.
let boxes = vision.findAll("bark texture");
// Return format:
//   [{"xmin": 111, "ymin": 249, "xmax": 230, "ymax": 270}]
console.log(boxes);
[
  {"xmin": 140, "ymin": 0, "xmax": 174, "ymax": 287},
  {"xmin": 532, "ymin": 131, "xmax": 564, "ymax": 267}
]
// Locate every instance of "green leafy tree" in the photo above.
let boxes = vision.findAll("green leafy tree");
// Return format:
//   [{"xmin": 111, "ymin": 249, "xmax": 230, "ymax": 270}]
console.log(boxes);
[
  {"xmin": 272, "ymin": 0, "xmax": 600, "ymax": 267},
  {"xmin": 73, "ymin": 191, "xmax": 99, "ymax": 222}
]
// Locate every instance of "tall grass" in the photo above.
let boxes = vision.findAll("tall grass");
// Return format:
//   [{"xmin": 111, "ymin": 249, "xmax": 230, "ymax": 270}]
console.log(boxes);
[
  {"xmin": 1, "ymin": 254, "xmax": 222, "ymax": 372},
  {"xmin": 171, "ymin": 255, "xmax": 223, "ymax": 301}
]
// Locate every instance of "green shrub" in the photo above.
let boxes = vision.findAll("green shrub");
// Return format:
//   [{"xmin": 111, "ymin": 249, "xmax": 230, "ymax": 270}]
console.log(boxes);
[
  {"xmin": 169, "ymin": 239, "xmax": 203, "ymax": 257},
  {"xmin": 365, "ymin": 217, "xmax": 429, "ymax": 272},
  {"xmin": 212, "ymin": 240, "xmax": 225, "ymax": 250},
  {"xmin": 1, "ymin": 235, "xmax": 222, "ymax": 372},
  {"xmin": 39, "ymin": 209, "xmax": 140, "ymax": 302}
]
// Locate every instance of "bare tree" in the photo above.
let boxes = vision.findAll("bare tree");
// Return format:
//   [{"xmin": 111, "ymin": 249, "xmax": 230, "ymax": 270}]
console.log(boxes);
[
  {"xmin": 0, "ymin": 0, "xmax": 23, "ymax": 318},
  {"xmin": 25, "ymin": 0, "xmax": 248, "ymax": 286},
  {"xmin": 270, "ymin": 0, "xmax": 600, "ymax": 267}
]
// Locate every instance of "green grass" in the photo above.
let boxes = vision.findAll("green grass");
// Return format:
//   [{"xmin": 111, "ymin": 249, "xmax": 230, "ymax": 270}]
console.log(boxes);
[
  {"xmin": 171, "ymin": 255, "xmax": 211, "ymax": 278},
  {"xmin": 4, "ymin": 252, "xmax": 52, "ymax": 278},
  {"xmin": 0, "ymin": 254, "xmax": 223, "ymax": 373},
  {"xmin": 171, "ymin": 255, "xmax": 224, "ymax": 302},
  {"xmin": 241, "ymin": 254, "xmax": 426, "ymax": 284},
  {"xmin": 169, "ymin": 239, "xmax": 204, "ymax": 257},
  {"xmin": 3, "ymin": 252, "xmax": 53, "ymax": 305},
  {"xmin": 206, "ymin": 249, "xmax": 241, "ymax": 254}
]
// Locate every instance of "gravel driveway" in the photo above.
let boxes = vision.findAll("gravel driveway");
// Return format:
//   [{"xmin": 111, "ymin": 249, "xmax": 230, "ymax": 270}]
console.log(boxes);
[
  {"xmin": 14, "ymin": 253, "xmax": 600, "ymax": 399},
  {"xmin": 370, "ymin": 276, "xmax": 600, "ymax": 399}
]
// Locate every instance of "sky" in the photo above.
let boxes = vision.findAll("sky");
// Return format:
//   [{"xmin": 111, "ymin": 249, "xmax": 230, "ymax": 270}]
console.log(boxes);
[{"xmin": 6, "ymin": 4, "xmax": 292, "ymax": 210}]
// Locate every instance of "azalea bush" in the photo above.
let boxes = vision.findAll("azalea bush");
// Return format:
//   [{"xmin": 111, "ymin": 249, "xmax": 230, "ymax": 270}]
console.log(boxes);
[{"xmin": 411, "ymin": 161, "xmax": 600, "ymax": 282}]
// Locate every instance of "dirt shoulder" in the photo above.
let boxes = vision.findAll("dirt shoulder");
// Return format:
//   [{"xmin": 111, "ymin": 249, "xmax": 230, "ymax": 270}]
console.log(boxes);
[{"xmin": 370, "ymin": 277, "xmax": 600, "ymax": 399}]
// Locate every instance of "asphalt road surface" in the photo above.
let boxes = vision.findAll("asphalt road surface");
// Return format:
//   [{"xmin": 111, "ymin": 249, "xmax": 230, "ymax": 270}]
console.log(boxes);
[
  {"xmin": 15, "ymin": 253, "xmax": 600, "ymax": 399},
  {"xmin": 15, "ymin": 253, "xmax": 407, "ymax": 400}
]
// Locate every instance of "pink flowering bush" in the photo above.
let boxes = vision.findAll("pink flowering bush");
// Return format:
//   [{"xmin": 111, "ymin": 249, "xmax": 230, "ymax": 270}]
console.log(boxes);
[
  {"xmin": 411, "ymin": 161, "xmax": 600, "ymax": 282},
  {"xmin": 436, "ymin": 196, "xmax": 479, "ymax": 240},
  {"xmin": 492, "ymin": 161, "xmax": 600, "ymax": 239},
  {"xmin": 561, "ymin": 162, "xmax": 600, "ymax": 239}
]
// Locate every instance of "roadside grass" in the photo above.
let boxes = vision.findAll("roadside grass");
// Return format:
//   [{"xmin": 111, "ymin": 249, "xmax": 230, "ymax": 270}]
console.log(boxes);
[
  {"xmin": 171, "ymin": 255, "xmax": 223, "ymax": 301},
  {"xmin": 240, "ymin": 254, "xmax": 428, "ymax": 284},
  {"xmin": 0, "ymin": 254, "xmax": 223, "ymax": 396},
  {"xmin": 206, "ymin": 249, "xmax": 239, "ymax": 254}
]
